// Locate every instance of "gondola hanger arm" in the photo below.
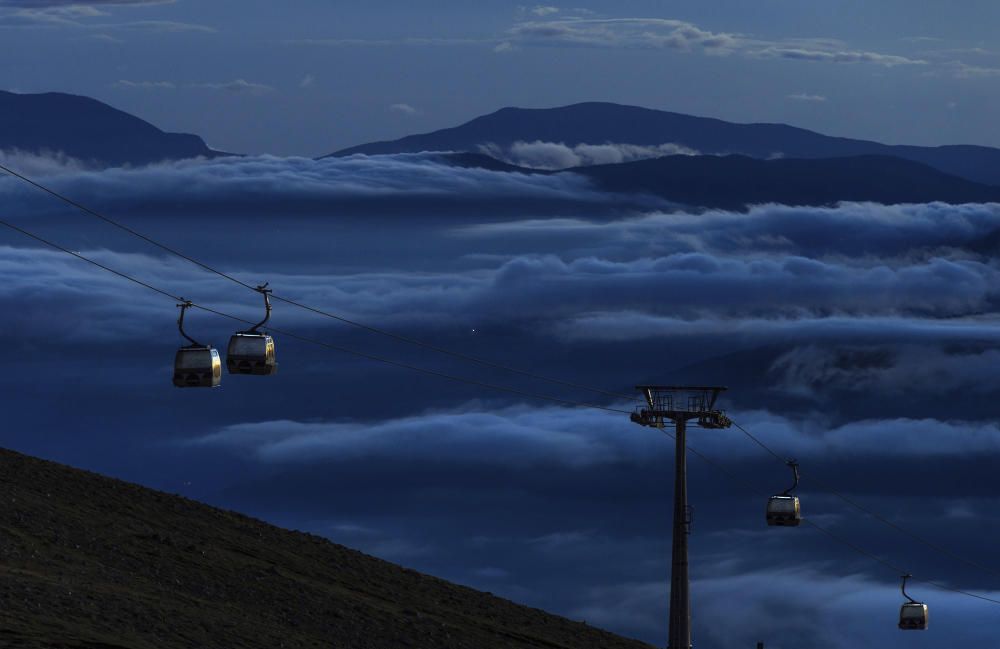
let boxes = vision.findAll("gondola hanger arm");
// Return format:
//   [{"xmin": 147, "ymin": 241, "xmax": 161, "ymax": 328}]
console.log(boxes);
[
  {"xmin": 782, "ymin": 459, "xmax": 800, "ymax": 496},
  {"xmin": 176, "ymin": 300, "xmax": 202, "ymax": 347},
  {"xmin": 246, "ymin": 283, "xmax": 272, "ymax": 333},
  {"xmin": 901, "ymin": 574, "xmax": 917, "ymax": 604}
]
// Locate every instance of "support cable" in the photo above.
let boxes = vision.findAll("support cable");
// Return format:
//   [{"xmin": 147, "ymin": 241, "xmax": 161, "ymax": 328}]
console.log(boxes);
[
  {"xmin": 0, "ymin": 217, "xmax": 629, "ymax": 415},
  {"xmin": 655, "ymin": 427, "xmax": 1000, "ymax": 607},
  {"xmin": 0, "ymin": 162, "xmax": 634, "ymax": 401},
  {"xmin": 730, "ymin": 420, "xmax": 1000, "ymax": 583}
]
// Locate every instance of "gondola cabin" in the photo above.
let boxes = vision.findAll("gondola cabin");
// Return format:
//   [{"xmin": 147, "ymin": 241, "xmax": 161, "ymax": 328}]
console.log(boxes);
[
  {"xmin": 766, "ymin": 494, "xmax": 801, "ymax": 526},
  {"xmin": 173, "ymin": 346, "xmax": 221, "ymax": 388},
  {"xmin": 899, "ymin": 602, "xmax": 928, "ymax": 630},
  {"xmin": 227, "ymin": 333, "xmax": 277, "ymax": 375}
]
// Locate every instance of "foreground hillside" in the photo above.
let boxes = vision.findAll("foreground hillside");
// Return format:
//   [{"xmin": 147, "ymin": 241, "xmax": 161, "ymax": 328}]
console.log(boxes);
[{"xmin": 0, "ymin": 448, "xmax": 651, "ymax": 649}]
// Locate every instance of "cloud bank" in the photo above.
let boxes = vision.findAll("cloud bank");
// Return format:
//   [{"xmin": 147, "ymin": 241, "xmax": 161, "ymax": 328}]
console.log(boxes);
[
  {"xmin": 0, "ymin": 153, "xmax": 613, "ymax": 213},
  {"xmin": 190, "ymin": 403, "xmax": 1000, "ymax": 467},
  {"xmin": 0, "ymin": 148, "xmax": 92, "ymax": 175},
  {"xmin": 4, "ymin": 153, "xmax": 1000, "ymax": 649},
  {"xmin": 4, "ymin": 162, "xmax": 1000, "ymax": 359},
  {"xmin": 479, "ymin": 140, "xmax": 699, "ymax": 169},
  {"xmin": 577, "ymin": 569, "xmax": 1000, "ymax": 648}
]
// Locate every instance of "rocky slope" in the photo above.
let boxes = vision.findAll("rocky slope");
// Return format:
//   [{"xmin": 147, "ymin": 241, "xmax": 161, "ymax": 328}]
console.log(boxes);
[{"xmin": 0, "ymin": 448, "xmax": 652, "ymax": 649}]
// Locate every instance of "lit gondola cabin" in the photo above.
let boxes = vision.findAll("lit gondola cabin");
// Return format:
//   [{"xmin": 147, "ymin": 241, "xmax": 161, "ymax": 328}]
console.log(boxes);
[
  {"xmin": 766, "ymin": 494, "xmax": 801, "ymax": 526},
  {"xmin": 226, "ymin": 333, "xmax": 277, "ymax": 375},
  {"xmin": 899, "ymin": 602, "xmax": 928, "ymax": 630},
  {"xmin": 173, "ymin": 346, "xmax": 222, "ymax": 388}
]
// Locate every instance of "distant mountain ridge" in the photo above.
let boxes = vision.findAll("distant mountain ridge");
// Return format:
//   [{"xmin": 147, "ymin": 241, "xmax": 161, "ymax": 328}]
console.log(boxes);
[
  {"xmin": 331, "ymin": 102, "xmax": 1000, "ymax": 186},
  {"xmin": 572, "ymin": 153, "xmax": 1000, "ymax": 209},
  {"xmin": 434, "ymin": 151, "xmax": 1000, "ymax": 209},
  {"xmin": 0, "ymin": 91, "xmax": 225, "ymax": 167},
  {"xmin": 6, "ymin": 92, "xmax": 1000, "ymax": 209}
]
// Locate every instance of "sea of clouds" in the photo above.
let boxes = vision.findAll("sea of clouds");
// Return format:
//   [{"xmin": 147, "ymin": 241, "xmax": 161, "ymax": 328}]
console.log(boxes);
[{"xmin": 2, "ymin": 152, "xmax": 999, "ymax": 648}]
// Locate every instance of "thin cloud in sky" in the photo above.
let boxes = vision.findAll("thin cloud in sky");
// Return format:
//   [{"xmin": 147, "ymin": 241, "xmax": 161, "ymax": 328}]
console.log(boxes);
[
  {"xmin": 531, "ymin": 6, "xmax": 559, "ymax": 17},
  {"xmin": 114, "ymin": 79, "xmax": 176, "ymax": 89},
  {"xmin": 787, "ymin": 92, "xmax": 827, "ymax": 102},
  {"xmin": 0, "ymin": 1, "xmax": 213, "ymax": 32},
  {"xmin": 192, "ymin": 79, "xmax": 274, "ymax": 94},
  {"xmin": 389, "ymin": 103, "xmax": 418, "ymax": 115},
  {"xmin": 0, "ymin": 0, "xmax": 172, "ymax": 5},
  {"xmin": 506, "ymin": 17, "xmax": 928, "ymax": 67},
  {"xmin": 285, "ymin": 14, "xmax": 928, "ymax": 71},
  {"xmin": 114, "ymin": 79, "xmax": 273, "ymax": 94},
  {"xmin": 948, "ymin": 61, "xmax": 1000, "ymax": 78},
  {"xmin": 286, "ymin": 36, "xmax": 487, "ymax": 47},
  {"xmin": 479, "ymin": 140, "xmax": 699, "ymax": 169},
  {"xmin": 0, "ymin": 0, "xmax": 175, "ymax": 30},
  {"xmin": 113, "ymin": 19, "xmax": 214, "ymax": 32}
]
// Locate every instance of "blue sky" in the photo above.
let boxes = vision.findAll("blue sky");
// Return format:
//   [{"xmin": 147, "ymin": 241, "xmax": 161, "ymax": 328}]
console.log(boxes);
[{"xmin": 3, "ymin": 0, "xmax": 1000, "ymax": 155}]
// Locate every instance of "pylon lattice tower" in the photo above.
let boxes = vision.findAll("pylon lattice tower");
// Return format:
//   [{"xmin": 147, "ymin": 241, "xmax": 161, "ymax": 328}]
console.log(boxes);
[{"xmin": 630, "ymin": 386, "xmax": 731, "ymax": 649}]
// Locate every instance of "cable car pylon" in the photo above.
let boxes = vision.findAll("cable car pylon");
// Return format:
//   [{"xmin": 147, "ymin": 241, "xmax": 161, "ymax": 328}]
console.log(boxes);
[{"xmin": 630, "ymin": 385, "xmax": 731, "ymax": 649}]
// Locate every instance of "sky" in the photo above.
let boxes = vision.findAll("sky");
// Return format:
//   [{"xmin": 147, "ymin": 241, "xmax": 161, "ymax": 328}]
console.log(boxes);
[
  {"xmin": 5, "ymin": 3, "xmax": 1000, "ymax": 649},
  {"xmin": 2, "ymin": 0, "xmax": 1000, "ymax": 155}
]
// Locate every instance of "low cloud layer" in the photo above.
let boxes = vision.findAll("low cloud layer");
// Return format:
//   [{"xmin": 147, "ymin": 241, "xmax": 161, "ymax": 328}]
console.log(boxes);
[
  {"xmin": 457, "ymin": 201, "xmax": 1000, "ymax": 260},
  {"xmin": 0, "ymin": 153, "xmax": 608, "ymax": 210},
  {"xmin": 769, "ymin": 345, "xmax": 1000, "ymax": 396},
  {"xmin": 4, "ymin": 163, "xmax": 1000, "ymax": 358},
  {"xmin": 190, "ymin": 403, "xmax": 1000, "ymax": 466},
  {"xmin": 190, "ymin": 404, "xmax": 645, "ymax": 467},
  {"xmin": 8, "ymin": 241, "xmax": 1000, "ymax": 346},
  {"xmin": 4, "ymin": 154, "xmax": 1000, "ymax": 647},
  {"xmin": 576, "ymin": 568, "xmax": 1000, "ymax": 648},
  {"xmin": 0, "ymin": 148, "xmax": 92, "ymax": 175},
  {"xmin": 479, "ymin": 140, "xmax": 699, "ymax": 169},
  {"xmin": 556, "ymin": 313, "xmax": 1000, "ymax": 346}
]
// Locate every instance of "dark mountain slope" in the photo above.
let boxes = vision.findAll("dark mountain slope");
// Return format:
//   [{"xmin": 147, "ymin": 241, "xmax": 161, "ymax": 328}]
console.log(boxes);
[
  {"xmin": 430, "ymin": 151, "xmax": 534, "ymax": 173},
  {"xmin": 572, "ymin": 154, "xmax": 1000, "ymax": 209},
  {"xmin": 331, "ymin": 102, "xmax": 1000, "ymax": 186},
  {"xmin": 0, "ymin": 448, "xmax": 651, "ymax": 649},
  {"xmin": 0, "ymin": 91, "xmax": 224, "ymax": 167},
  {"xmin": 431, "ymin": 151, "xmax": 1000, "ymax": 209}
]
